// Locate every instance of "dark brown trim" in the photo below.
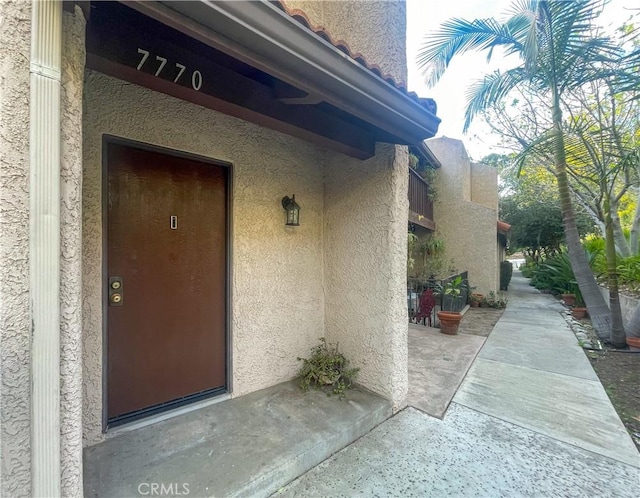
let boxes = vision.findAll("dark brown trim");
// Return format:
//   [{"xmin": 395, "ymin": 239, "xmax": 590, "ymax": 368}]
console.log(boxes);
[
  {"xmin": 409, "ymin": 210, "xmax": 436, "ymax": 231},
  {"xmin": 101, "ymin": 135, "xmax": 233, "ymax": 431},
  {"xmin": 87, "ymin": 54, "xmax": 375, "ymax": 160},
  {"xmin": 127, "ymin": 1, "xmax": 440, "ymax": 144}
]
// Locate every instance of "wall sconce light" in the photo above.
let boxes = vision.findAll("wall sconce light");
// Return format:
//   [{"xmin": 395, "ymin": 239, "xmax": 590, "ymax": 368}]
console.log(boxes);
[{"xmin": 282, "ymin": 195, "xmax": 300, "ymax": 226}]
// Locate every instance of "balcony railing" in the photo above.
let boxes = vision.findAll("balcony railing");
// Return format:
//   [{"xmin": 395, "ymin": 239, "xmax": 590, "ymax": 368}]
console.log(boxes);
[{"xmin": 408, "ymin": 168, "xmax": 434, "ymax": 230}]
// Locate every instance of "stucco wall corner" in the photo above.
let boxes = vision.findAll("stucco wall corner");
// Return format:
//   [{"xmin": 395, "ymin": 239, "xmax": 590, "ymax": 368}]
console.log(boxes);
[
  {"xmin": 60, "ymin": 6, "xmax": 86, "ymax": 495},
  {"xmin": 386, "ymin": 145, "xmax": 410, "ymax": 411},
  {"xmin": 324, "ymin": 143, "xmax": 409, "ymax": 409},
  {"xmin": 0, "ymin": 1, "xmax": 33, "ymax": 495}
]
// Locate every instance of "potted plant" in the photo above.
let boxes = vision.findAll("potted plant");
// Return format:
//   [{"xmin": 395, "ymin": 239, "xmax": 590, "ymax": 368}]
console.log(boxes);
[
  {"xmin": 572, "ymin": 287, "xmax": 587, "ymax": 319},
  {"xmin": 469, "ymin": 293, "xmax": 483, "ymax": 308},
  {"xmin": 435, "ymin": 276, "xmax": 466, "ymax": 335},
  {"xmin": 297, "ymin": 338, "xmax": 359, "ymax": 398},
  {"xmin": 561, "ymin": 292, "xmax": 576, "ymax": 307}
]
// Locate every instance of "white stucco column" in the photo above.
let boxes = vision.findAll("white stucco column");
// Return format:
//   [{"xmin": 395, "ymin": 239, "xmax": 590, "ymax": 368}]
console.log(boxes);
[
  {"xmin": 60, "ymin": 6, "xmax": 86, "ymax": 496},
  {"xmin": 29, "ymin": 0, "xmax": 62, "ymax": 495}
]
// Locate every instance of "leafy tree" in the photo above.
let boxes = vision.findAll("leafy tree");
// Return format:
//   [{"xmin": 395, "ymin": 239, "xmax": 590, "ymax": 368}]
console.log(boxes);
[
  {"xmin": 502, "ymin": 198, "xmax": 564, "ymax": 259},
  {"xmin": 418, "ymin": 0, "xmax": 626, "ymax": 345},
  {"xmin": 499, "ymin": 158, "xmax": 596, "ymax": 260}
]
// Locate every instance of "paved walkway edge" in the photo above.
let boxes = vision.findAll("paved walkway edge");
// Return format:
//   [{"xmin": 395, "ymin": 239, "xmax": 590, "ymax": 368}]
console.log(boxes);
[{"xmin": 238, "ymin": 398, "xmax": 391, "ymax": 497}]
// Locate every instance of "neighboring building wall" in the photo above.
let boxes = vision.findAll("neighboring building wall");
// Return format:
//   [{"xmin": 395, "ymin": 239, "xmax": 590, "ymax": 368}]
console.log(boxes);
[
  {"xmin": 283, "ymin": 0, "xmax": 407, "ymax": 84},
  {"xmin": 0, "ymin": 1, "xmax": 32, "ymax": 495},
  {"xmin": 82, "ymin": 72, "xmax": 325, "ymax": 445},
  {"xmin": 428, "ymin": 137, "xmax": 498, "ymax": 295},
  {"xmin": 323, "ymin": 144, "xmax": 409, "ymax": 411},
  {"xmin": 471, "ymin": 162, "xmax": 498, "ymax": 210}
]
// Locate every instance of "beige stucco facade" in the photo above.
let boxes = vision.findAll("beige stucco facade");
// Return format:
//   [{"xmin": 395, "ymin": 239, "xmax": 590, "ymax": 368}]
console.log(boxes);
[
  {"xmin": 428, "ymin": 137, "xmax": 499, "ymax": 295},
  {"xmin": 82, "ymin": 70, "xmax": 329, "ymax": 444},
  {"xmin": 1, "ymin": 1, "xmax": 414, "ymax": 494}
]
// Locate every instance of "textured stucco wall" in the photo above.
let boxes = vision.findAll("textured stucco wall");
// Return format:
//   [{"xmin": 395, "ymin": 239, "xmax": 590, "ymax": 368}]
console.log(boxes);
[
  {"xmin": 0, "ymin": 1, "xmax": 32, "ymax": 495},
  {"xmin": 283, "ymin": 1, "xmax": 411, "ymax": 408},
  {"xmin": 282, "ymin": 0, "xmax": 407, "ymax": 84},
  {"xmin": 471, "ymin": 162, "xmax": 498, "ymax": 210},
  {"xmin": 428, "ymin": 137, "xmax": 498, "ymax": 295},
  {"xmin": 323, "ymin": 144, "xmax": 409, "ymax": 411},
  {"xmin": 60, "ymin": 7, "xmax": 85, "ymax": 495},
  {"xmin": 82, "ymin": 72, "xmax": 325, "ymax": 445}
]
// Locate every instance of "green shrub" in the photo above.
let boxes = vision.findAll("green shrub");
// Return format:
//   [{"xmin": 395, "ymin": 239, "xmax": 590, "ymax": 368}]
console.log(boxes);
[
  {"xmin": 582, "ymin": 235, "xmax": 605, "ymax": 254},
  {"xmin": 520, "ymin": 260, "xmax": 537, "ymax": 278},
  {"xmin": 297, "ymin": 338, "xmax": 359, "ymax": 398},
  {"xmin": 616, "ymin": 255, "xmax": 640, "ymax": 290},
  {"xmin": 500, "ymin": 261, "xmax": 513, "ymax": 291},
  {"xmin": 583, "ymin": 235, "xmax": 607, "ymax": 276},
  {"xmin": 484, "ymin": 291, "xmax": 508, "ymax": 308},
  {"xmin": 535, "ymin": 252, "xmax": 575, "ymax": 294}
]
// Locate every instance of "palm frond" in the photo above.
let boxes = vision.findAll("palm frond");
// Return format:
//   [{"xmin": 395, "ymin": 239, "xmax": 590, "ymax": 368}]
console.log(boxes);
[
  {"xmin": 463, "ymin": 68, "xmax": 527, "ymax": 131},
  {"xmin": 417, "ymin": 17, "xmax": 522, "ymax": 86}
]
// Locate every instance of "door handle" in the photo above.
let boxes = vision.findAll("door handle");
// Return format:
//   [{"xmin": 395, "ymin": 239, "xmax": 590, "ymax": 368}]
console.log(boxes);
[{"xmin": 109, "ymin": 277, "xmax": 123, "ymax": 306}]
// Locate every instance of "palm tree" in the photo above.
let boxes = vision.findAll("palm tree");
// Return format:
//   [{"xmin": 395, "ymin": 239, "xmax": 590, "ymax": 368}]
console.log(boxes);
[{"xmin": 418, "ymin": 0, "xmax": 626, "ymax": 345}]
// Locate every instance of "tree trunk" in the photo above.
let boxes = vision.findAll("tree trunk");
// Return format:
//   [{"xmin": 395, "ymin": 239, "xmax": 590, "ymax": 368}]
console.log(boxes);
[
  {"xmin": 610, "ymin": 198, "xmax": 631, "ymax": 257},
  {"xmin": 551, "ymin": 93, "xmax": 611, "ymax": 340},
  {"xmin": 603, "ymin": 190, "xmax": 626, "ymax": 347},
  {"xmin": 629, "ymin": 187, "xmax": 640, "ymax": 255}
]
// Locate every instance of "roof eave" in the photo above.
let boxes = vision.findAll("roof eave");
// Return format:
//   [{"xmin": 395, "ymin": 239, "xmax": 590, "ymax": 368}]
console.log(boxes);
[{"xmin": 134, "ymin": 0, "xmax": 440, "ymax": 145}]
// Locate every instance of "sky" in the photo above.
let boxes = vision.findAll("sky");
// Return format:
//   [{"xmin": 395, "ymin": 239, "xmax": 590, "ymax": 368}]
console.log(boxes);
[{"xmin": 406, "ymin": 0, "xmax": 639, "ymax": 161}]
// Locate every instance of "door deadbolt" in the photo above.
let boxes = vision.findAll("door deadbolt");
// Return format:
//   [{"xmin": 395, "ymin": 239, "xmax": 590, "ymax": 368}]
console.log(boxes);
[{"xmin": 108, "ymin": 277, "xmax": 123, "ymax": 306}]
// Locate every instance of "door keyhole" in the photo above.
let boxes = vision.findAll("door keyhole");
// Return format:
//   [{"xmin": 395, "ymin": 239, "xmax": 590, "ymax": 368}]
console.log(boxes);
[{"xmin": 170, "ymin": 215, "xmax": 178, "ymax": 230}]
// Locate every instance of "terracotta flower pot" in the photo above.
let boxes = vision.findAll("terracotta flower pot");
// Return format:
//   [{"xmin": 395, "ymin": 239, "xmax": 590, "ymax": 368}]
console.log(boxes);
[
  {"xmin": 626, "ymin": 337, "xmax": 640, "ymax": 349},
  {"xmin": 562, "ymin": 294, "xmax": 576, "ymax": 307},
  {"xmin": 470, "ymin": 301, "xmax": 480, "ymax": 308},
  {"xmin": 437, "ymin": 311, "xmax": 462, "ymax": 335},
  {"xmin": 572, "ymin": 307, "xmax": 587, "ymax": 319}
]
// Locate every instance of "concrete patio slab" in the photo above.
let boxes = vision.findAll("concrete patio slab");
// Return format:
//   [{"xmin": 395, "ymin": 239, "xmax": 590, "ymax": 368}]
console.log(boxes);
[
  {"xmin": 278, "ymin": 405, "xmax": 640, "ymax": 497},
  {"xmin": 455, "ymin": 356, "xmax": 639, "ymax": 467},
  {"xmin": 408, "ymin": 324, "xmax": 485, "ymax": 418},
  {"xmin": 83, "ymin": 381, "xmax": 391, "ymax": 497}
]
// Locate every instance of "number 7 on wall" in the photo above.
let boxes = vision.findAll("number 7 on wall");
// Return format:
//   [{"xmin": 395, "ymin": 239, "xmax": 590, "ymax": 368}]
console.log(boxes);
[{"xmin": 136, "ymin": 48, "xmax": 150, "ymax": 70}]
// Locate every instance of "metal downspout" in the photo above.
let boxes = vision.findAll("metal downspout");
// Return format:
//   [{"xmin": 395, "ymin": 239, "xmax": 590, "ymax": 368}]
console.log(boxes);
[{"xmin": 29, "ymin": 0, "xmax": 62, "ymax": 495}]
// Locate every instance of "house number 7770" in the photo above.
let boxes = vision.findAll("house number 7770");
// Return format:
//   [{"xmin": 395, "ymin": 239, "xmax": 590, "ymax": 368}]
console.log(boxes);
[{"xmin": 137, "ymin": 48, "xmax": 203, "ymax": 91}]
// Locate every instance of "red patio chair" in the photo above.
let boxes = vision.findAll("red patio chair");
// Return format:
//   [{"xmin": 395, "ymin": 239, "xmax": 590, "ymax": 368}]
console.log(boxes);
[{"xmin": 413, "ymin": 289, "xmax": 436, "ymax": 326}]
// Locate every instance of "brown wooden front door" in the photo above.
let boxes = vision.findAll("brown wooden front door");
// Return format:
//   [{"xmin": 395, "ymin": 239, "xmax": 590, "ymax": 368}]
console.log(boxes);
[{"xmin": 106, "ymin": 141, "xmax": 227, "ymax": 423}]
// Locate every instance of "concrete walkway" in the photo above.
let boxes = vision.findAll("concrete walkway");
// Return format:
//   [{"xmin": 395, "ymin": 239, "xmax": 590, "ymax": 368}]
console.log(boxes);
[
  {"xmin": 408, "ymin": 324, "xmax": 484, "ymax": 418},
  {"xmin": 280, "ymin": 272, "xmax": 640, "ymax": 496},
  {"xmin": 84, "ymin": 382, "xmax": 391, "ymax": 497}
]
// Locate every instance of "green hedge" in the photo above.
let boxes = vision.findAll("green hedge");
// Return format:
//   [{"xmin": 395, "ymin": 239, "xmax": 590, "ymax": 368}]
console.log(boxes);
[{"xmin": 500, "ymin": 261, "xmax": 513, "ymax": 291}]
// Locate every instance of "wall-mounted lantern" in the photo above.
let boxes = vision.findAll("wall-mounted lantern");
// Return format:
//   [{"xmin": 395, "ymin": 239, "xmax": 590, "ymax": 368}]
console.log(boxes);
[{"xmin": 281, "ymin": 195, "xmax": 300, "ymax": 226}]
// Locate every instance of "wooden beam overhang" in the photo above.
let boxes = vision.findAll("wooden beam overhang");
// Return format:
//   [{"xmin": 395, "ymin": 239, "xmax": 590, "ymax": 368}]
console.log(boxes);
[
  {"xmin": 86, "ymin": 1, "xmax": 440, "ymax": 159},
  {"xmin": 409, "ymin": 211, "xmax": 436, "ymax": 231},
  {"xmin": 125, "ymin": 0, "xmax": 441, "ymax": 156}
]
